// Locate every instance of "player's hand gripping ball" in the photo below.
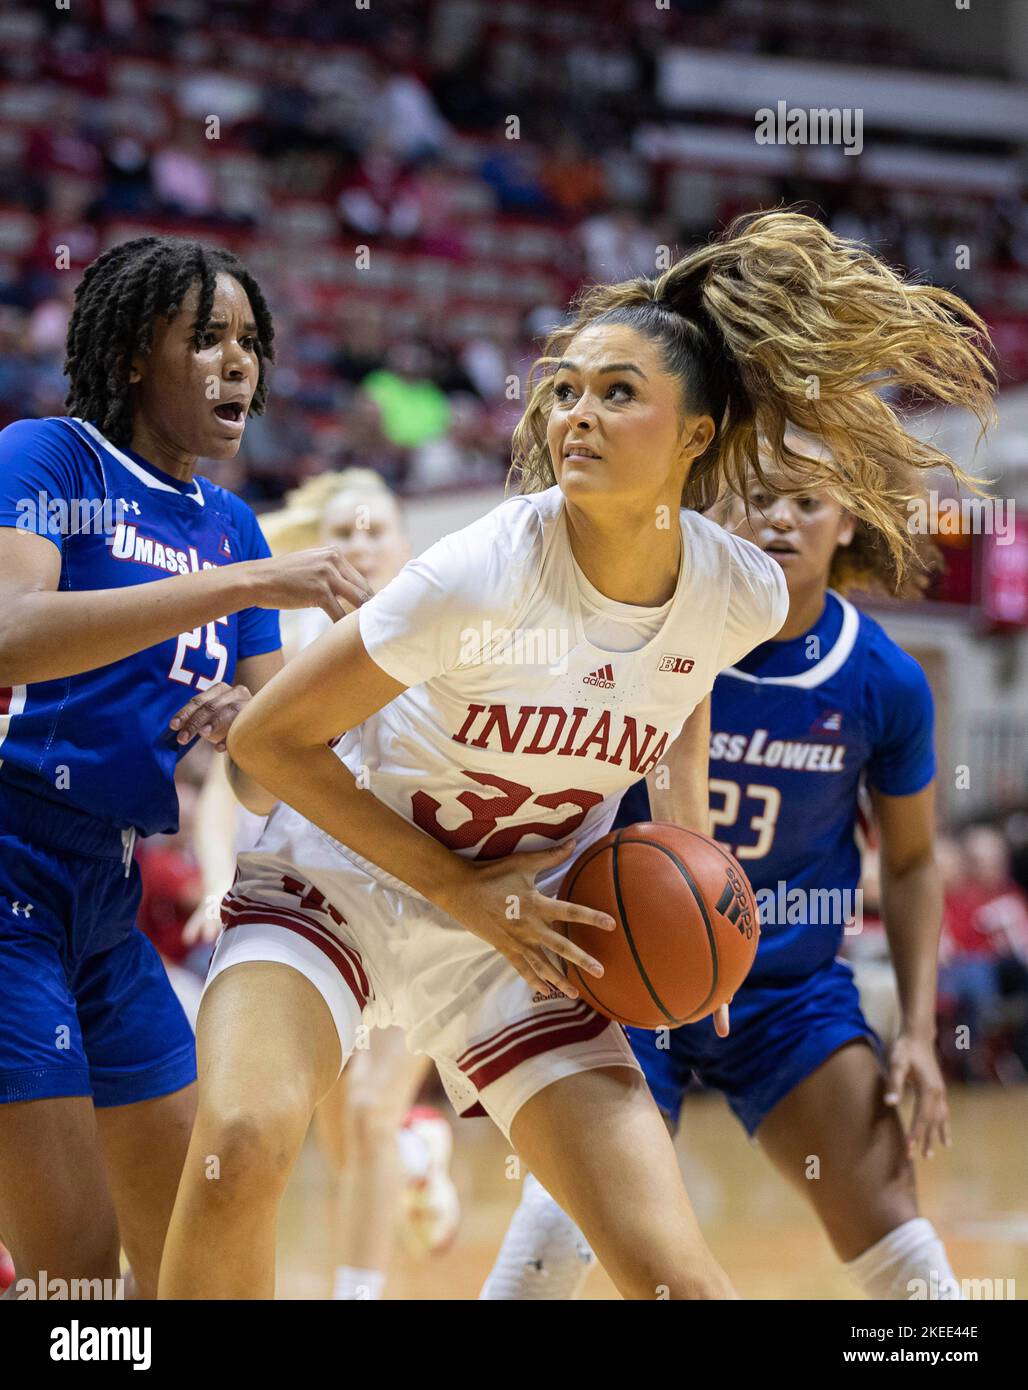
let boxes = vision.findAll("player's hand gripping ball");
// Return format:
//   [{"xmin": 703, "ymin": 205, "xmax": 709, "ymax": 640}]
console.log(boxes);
[{"xmin": 558, "ymin": 822, "xmax": 759, "ymax": 1028}]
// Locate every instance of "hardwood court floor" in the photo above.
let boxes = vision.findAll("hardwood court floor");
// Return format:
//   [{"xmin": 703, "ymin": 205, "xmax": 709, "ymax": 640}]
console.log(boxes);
[{"xmin": 277, "ymin": 1085, "xmax": 1028, "ymax": 1300}]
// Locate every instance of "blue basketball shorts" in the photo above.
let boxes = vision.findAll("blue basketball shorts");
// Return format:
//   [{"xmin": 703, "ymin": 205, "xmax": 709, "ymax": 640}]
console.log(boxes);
[
  {"xmin": 0, "ymin": 778, "xmax": 197, "ymax": 1107},
  {"xmin": 626, "ymin": 956, "xmax": 882, "ymax": 1136}
]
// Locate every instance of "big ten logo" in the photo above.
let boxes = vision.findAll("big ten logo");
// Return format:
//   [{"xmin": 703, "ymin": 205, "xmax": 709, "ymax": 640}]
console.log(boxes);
[
  {"xmin": 715, "ymin": 862, "xmax": 755, "ymax": 940},
  {"xmin": 658, "ymin": 655, "xmax": 694, "ymax": 675}
]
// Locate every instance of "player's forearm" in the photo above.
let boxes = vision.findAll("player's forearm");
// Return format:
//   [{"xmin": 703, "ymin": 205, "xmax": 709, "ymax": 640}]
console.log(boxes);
[
  {"xmin": 880, "ymin": 856, "xmax": 943, "ymax": 1037},
  {"xmin": 647, "ymin": 696, "xmax": 711, "ymax": 834},
  {"xmin": 225, "ymin": 728, "xmax": 471, "ymax": 909},
  {"xmin": 0, "ymin": 562, "xmax": 265, "ymax": 684}
]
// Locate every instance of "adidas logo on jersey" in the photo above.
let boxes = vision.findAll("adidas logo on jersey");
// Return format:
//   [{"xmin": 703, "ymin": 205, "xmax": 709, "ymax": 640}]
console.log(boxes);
[{"xmin": 582, "ymin": 664, "xmax": 615, "ymax": 689}]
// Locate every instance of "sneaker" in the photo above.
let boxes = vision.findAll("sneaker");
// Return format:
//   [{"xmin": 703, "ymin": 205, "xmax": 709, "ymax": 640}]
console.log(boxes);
[{"xmin": 397, "ymin": 1105, "xmax": 461, "ymax": 1258}]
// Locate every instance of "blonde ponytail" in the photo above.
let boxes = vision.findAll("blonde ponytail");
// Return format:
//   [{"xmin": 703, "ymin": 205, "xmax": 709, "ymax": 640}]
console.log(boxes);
[{"xmin": 510, "ymin": 210, "xmax": 995, "ymax": 589}]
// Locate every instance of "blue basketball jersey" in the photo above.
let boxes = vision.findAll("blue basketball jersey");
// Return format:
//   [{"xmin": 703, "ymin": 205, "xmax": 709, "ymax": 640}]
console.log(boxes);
[
  {"xmin": 0, "ymin": 416, "xmax": 280, "ymax": 836},
  {"xmin": 616, "ymin": 590, "xmax": 935, "ymax": 980}
]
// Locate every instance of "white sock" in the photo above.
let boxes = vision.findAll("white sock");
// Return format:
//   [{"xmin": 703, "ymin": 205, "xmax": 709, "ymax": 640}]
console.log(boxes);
[
  {"xmin": 479, "ymin": 1173, "xmax": 596, "ymax": 1300},
  {"xmin": 333, "ymin": 1265, "xmax": 386, "ymax": 1301},
  {"xmin": 844, "ymin": 1218, "xmax": 962, "ymax": 1300}
]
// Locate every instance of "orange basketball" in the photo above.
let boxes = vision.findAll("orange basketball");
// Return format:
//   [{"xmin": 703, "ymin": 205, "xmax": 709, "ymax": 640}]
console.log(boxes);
[{"xmin": 558, "ymin": 822, "xmax": 760, "ymax": 1029}]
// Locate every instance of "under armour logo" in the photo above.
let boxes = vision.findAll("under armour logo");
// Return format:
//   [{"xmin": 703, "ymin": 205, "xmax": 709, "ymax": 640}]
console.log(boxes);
[
  {"xmin": 11, "ymin": 901, "xmax": 33, "ymax": 917},
  {"xmin": 117, "ymin": 498, "xmax": 141, "ymax": 517}
]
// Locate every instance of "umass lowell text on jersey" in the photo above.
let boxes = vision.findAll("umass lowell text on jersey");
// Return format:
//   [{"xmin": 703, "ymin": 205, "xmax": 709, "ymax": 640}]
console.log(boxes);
[{"xmin": 0, "ymin": 417, "xmax": 280, "ymax": 835}]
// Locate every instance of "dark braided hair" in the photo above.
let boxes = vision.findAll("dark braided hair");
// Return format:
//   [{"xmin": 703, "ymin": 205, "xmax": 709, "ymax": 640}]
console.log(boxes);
[{"xmin": 64, "ymin": 236, "xmax": 276, "ymax": 447}]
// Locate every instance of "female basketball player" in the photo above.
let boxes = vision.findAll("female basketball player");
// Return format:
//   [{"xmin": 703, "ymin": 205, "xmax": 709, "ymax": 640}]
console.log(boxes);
[
  {"xmin": 482, "ymin": 442, "xmax": 966, "ymax": 1301},
  {"xmin": 159, "ymin": 212, "xmax": 993, "ymax": 1300},
  {"xmin": 187, "ymin": 469, "xmax": 459, "ymax": 1300},
  {"xmin": 0, "ymin": 236, "xmax": 369, "ymax": 1298}
]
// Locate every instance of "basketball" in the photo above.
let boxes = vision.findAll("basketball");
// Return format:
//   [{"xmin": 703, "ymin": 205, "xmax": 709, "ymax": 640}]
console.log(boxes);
[{"xmin": 559, "ymin": 822, "xmax": 760, "ymax": 1029}]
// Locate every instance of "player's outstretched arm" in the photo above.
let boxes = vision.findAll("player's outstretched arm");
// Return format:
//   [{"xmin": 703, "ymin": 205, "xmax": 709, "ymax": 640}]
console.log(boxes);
[
  {"xmin": 226, "ymin": 613, "xmax": 616, "ymax": 998},
  {"xmin": 0, "ymin": 529, "xmax": 369, "ymax": 686}
]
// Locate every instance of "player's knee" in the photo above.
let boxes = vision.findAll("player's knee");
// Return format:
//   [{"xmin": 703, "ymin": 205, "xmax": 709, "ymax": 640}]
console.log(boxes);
[
  {"xmin": 197, "ymin": 1096, "xmax": 311, "ymax": 1198},
  {"xmin": 818, "ymin": 1163, "xmax": 918, "ymax": 1258}
]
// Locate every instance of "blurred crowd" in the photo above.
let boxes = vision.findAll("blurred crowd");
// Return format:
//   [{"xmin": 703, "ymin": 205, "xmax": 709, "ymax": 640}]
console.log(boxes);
[
  {"xmin": 1, "ymin": 0, "xmax": 1026, "ymax": 504},
  {"xmin": 850, "ymin": 817, "xmax": 1028, "ymax": 1086}
]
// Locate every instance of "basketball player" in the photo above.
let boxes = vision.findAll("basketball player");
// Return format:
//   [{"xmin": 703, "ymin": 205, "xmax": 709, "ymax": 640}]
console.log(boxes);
[
  {"xmin": 187, "ymin": 469, "xmax": 460, "ymax": 1301},
  {"xmin": 0, "ymin": 237, "xmax": 368, "ymax": 1297},
  {"xmin": 158, "ymin": 212, "xmax": 993, "ymax": 1300},
  {"xmin": 483, "ymin": 441, "xmax": 964, "ymax": 1301}
]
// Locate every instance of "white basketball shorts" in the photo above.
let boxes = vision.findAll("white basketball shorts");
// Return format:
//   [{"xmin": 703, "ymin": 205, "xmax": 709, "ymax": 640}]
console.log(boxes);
[{"xmin": 203, "ymin": 805, "xmax": 639, "ymax": 1139}]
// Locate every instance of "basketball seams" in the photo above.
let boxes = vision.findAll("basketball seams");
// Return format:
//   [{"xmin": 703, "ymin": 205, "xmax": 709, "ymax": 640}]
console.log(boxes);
[
  {"xmin": 621, "ymin": 835, "xmax": 723, "ymax": 1024},
  {"xmin": 610, "ymin": 830, "xmax": 684, "ymax": 1026}
]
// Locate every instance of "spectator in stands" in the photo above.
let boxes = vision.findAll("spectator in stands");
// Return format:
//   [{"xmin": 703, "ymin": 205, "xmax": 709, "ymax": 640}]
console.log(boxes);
[
  {"xmin": 333, "ymin": 307, "xmax": 388, "ymax": 386},
  {"xmin": 152, "ymin": 120, "xmax": 219, "ymax": 221},
  {"xmin": 361, "ymin": 340, "xmax": 451, "ymax": 449},
  {"xmin": 407, "ymin": 393, "xmax": 506, "ymax": 493},
  {"xmin": 940, "ymin": 825, "xmax": 1028, "ymax": 1081},
  {"xmin": 578, "ymin": 203, "xmax": 660, "ymax": 281},
  {"xmin": 539, "ymin": 134, "xmax": 607, "ymax": 219},
  {"xmin": 333, "ymin": 389, "xmax": 410, "ymax": 491},
  {"xmin": 478, "ymin": 143, "xmax": 551, "ymax": 216},
  {"xmin": 366, "ymin": 56, "xmax": 451, "ymax": 164},
  {"xmin": 336, "ymin": 137, "xmax": 424, "ymax": 243}
]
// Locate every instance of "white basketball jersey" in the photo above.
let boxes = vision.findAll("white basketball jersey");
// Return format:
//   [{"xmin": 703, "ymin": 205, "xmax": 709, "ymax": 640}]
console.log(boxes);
[{"xmin": 316, "ymin": 486, "xmax": 788, "ymax": 899}]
